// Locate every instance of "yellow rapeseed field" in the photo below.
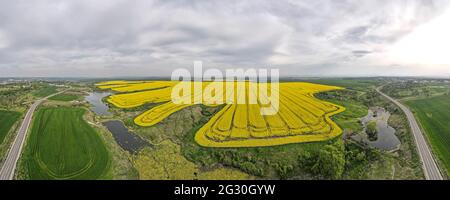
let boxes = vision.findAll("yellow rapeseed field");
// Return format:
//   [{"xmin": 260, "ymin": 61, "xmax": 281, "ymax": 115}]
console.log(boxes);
[{"xmin": 96, "ymin": 81, "xmax": 345, "ymax": 147}]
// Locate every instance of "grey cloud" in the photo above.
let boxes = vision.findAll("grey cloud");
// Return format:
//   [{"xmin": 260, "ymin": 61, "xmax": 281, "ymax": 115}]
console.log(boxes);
[
  {"xmin": 343, "ymin": 26, "xmax": 371, "ymax": 43},
  {"xmin": 352, "ymin": 50, "xmax": 372, "ymax": 58},
  {"xmin": 0, "ymin": 0, "xmax": 450, "ymax": 77}
]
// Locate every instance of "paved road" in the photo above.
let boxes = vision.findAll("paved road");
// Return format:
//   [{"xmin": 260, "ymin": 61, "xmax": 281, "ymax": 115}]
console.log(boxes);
[
  {"xmin": 376, "ymin": 87, "xmax": 443, "ymax": 180},
  {"xmin": 0, "ymin": 92, "xmax": 64, "ymax": 180}
]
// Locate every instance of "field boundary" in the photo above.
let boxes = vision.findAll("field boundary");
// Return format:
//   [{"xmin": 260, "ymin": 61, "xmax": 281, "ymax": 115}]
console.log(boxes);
[{"xmin": 405, "ymin": 101, "xmax": 449, "ymax": 179}]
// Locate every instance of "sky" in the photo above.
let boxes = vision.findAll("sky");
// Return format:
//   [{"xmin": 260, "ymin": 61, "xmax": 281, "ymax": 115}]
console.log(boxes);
[{"xmin": 1, "ymin": 0, "xmax": 450, "ymax": 77}]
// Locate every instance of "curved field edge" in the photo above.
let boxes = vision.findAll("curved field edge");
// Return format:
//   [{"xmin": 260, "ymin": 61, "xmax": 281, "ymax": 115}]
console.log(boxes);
[
  {"xmin": 97, "ymin": 81, "xmax": 347, "ymax": 147},
  {"xmin": 100, "ymin": 79, "xmax": 424, "ymax": 179},
  {"xmin": 20, "ymin": 107, "xmax": 111, "ymax": 180},
  {"xmin": 195, "ymin": 95, "xmax": 346, "ymax": 147}
]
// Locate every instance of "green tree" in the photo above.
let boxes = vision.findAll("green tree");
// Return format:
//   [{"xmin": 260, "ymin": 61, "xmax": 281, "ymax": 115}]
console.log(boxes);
[
  {"xmin": 311, "ymin": 141, "xmax": 345, "ymax": 179},
  {"xmin": 366, "ymin": 121, "xmax": 377, "ymax": 141}
]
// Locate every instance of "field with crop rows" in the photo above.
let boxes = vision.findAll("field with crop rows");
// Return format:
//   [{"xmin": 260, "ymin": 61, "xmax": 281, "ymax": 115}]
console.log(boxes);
[
  {"xmin": 0, "ymin": 110, "xmax": 21, "ymax": 144},
  {"xmin": 21, "ymin": 107, "xmax": 110, "ymax": 179},
  {"xmin": 405, "ymin": 95, "xmax": 450, "ymax": 177},
  {"xmin": 97, "ymin": 81, "xmax": 345, "ymax": 147}
]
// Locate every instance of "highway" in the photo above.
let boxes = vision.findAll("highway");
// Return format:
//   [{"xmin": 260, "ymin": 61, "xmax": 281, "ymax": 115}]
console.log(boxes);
[
  {"xmin": 376, "ymin": 87, "xmax": 443, "ymax": 180},
  {"xmin": 0, "ymin": 91, "xmax": 64, "ymax": 180}
]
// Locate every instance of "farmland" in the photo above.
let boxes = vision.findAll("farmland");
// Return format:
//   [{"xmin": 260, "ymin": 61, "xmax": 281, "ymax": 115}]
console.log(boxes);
[
  {"xmin": 382, "ymin": 80, "xmax": 450, "ymax": 100},
  {"xmin": 97, "ymin": 81, "xmax": 345, "ymax": 147},
  {"xmin": 96, "ymin": 79, "xmax": 425, "ymax": 179},
  {"xmin": 0, "ymin": 110, "xmax": 21, "ymax": 144},
  {"xmin": 0, "ymin": 83, "xmax": 35, "ymax": 112},
  {"xmin": 20, "ymin": 107, "xmax": 110, "ymax": 179},
  {"xmin": 32, "ymin": 85, "xmax": 58, "ymax": 97},
  {"xmin": 48, "ymin": 93, "xmax": 79, "ymax": 102},
  {"xmin": 0, "ymin": 78, "xmax": 425, "ymax": 180},
  {"xmin": 405, "ymin": 95, "xmax": 450, "ymax": 177}
]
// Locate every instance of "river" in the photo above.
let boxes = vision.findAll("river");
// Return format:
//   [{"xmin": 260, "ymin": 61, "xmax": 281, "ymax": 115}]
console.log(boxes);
[{"xmin": 85, "ymin": 92, "xmax": 112, "ymax": 116}]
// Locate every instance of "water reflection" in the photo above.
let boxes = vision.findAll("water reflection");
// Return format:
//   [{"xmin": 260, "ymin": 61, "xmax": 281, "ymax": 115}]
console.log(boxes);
[
  {"xmin": 353, "ymin": 107, "xmax": 401, "ymax": 151},
  {"xmin": 85, "ymin": 92, "xmax": 112, "ymax": 116},
  {"xmin": 103, "ymin": 120, "xmax": 149, "ymax": 153}
]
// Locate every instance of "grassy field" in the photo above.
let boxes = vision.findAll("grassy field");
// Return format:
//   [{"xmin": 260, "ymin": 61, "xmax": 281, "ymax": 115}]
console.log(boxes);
[
  {"xmin": 135, "ymin": 140, "xmax": 253, "ymax": 180},
  {"xmin": 21, "ymin": 107, "xmax": 110, "ymax": 179},
  {"xmin": 48, "ymin": 93, "xmax": 79, "ymax": 101},
  {"xmin": 316, "ymin": 90, "xmax": 368, "ymax": 133},
  {"xmin": 0, "ymin": 110, "xmax": 21, "ymax": 144},
  {"xmin": 32, "ymin": 85, "xmax": 58, "ymax": 97},
  {"xmin": 405, "ymin": 95, "xmax": 450, "ymax": 177}
]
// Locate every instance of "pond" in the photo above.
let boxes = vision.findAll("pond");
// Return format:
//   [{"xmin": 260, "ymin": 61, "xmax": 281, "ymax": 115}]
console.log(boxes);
[
  {"xmin": 85, "ymin": 92, "xmax": 112, "ymax": 116},
  {"xmin": 352, "ymin": 107, "xmax": 401, "ymax": 151},
  {"xmin": 103, "ymin": 120, "xmax": 149, "ymax": 153}
]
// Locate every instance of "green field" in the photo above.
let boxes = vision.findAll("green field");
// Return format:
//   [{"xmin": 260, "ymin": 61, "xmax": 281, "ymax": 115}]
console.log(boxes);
[
  {"xmin": 22, "ymin": 107, "xmax": 110, "ymax": 179},
  {"xmin": 48, "ymin": 93, "xmax": 79, "ymax": 101},
  {"xmin": 0, "ymin": 110, "xmax": 21, "ymax": 144},
  {"xmin": 405, "ymin": 95, "xmax": 450, "ymax": 177},
  {"xmin": 32, "ymin": 85, "xmax": 58, "ymax": 97}
]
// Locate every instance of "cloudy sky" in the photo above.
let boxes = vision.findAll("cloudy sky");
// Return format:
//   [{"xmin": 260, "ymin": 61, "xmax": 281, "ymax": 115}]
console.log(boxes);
[{"xmin": 1, "ymin": 0, "xmax": 450, "ymax": 77}]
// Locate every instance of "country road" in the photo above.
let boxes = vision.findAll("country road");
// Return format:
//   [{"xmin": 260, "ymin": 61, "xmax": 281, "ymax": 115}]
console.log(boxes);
[
  {"xmin": 376, "ymin": 87, "xmax": 443, "ymax": 180},
  {"xmin": 0, "ymin": 91, "xmax": 65, "ymax": 180}
]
